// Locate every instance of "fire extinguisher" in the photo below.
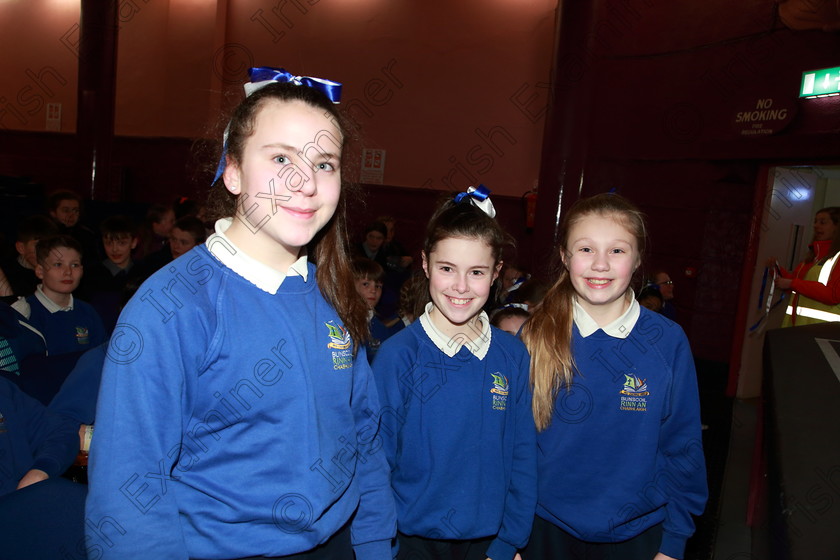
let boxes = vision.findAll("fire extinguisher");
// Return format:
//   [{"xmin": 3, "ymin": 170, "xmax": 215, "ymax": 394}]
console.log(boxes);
[{"xmin": 523, "ymin": 185, "xmax": 538, "ymax": 231}]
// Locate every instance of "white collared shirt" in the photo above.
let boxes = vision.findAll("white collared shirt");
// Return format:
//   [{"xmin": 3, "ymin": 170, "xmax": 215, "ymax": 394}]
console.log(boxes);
[
  {"xmin": 418, "ymin": 302, "xmax": 492, "ymax": 360},
  {"xmin": 204, "ymin": 218, "xmax": 309, "ymax": 295},
  {"xmin": 572, "ymin": 292, "xmax": 640, "ymax": 339},
  {"xmin": 13, "ymin": 285, "xmax": 74, "ymax": 318}
]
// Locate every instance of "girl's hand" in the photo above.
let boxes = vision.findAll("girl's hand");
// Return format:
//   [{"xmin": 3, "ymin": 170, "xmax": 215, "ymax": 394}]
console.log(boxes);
[
  {"xmin": 653, "ymin": 554, "xmax": 677, "ymax": 560},
  {"xmin": 774, "ymin": 276, "xmax": 793, "ymax": 290}
]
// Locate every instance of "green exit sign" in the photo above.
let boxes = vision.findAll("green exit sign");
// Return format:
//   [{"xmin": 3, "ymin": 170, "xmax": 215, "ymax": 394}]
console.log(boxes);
[{"xmin": 800, "ymin": 67, "xmax": 840, "ymax": 98}]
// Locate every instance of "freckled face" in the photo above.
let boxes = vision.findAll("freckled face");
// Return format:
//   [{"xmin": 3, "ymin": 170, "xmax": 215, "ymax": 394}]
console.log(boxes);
[
  {"xmin": 564, "ymin": 214, "xmax": 640, "ymax": 324},
  {"xmin": 423, "ymin": 236, "xmax": 501, "ymax": 339}
]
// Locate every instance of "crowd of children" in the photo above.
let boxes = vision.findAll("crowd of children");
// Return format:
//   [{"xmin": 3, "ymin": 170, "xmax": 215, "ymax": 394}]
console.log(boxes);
[{"xmin": 0, "ymin": 68, "xmax": 707, "ymax": 560}]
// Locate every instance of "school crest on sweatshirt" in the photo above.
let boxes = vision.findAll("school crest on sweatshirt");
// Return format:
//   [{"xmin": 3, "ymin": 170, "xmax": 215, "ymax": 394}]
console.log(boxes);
[
  {"xmin": 619, "ymin": 374, "xmax": 649, "ymax": 412},
  {"xmin": 490, "ymin": 373, "xmax": 509, "ymax": 411},
  {"xmin": 75, "ymin": 326, "xmax": 90, "ymax": 345},
  {"xmin": 325, "ymin": 321, "xmax": 352, "ymax": 370}
]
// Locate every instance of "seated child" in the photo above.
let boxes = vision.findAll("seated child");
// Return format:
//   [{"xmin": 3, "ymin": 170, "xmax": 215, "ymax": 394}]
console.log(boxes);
[
  {"xmin": 46, "ymin": 190, "xmax": 100, "ymax": 265},
  {"xmin": 11, "ymin": 235, "xmax": 105, "ymax": 356},
  {"xmin": 0, "ymin": 215, "xmax": 59, "ymax": 298},
  {"xmin": 490, "ymin": 305, "xmax": 530, "ymax": 336},
  {"xmin": 78, "ymin": 216, "xmax": 140, "ymax": 333},
  {"xmin": 135, "ymin": 216, "xmax": 207, "ymax": 281},
  {"xmin": 352, "ymin": 257, "xmax": 403, "ymax": 362},
  {"xmin": 637, "ymin": 285, "xmax": 664, "ymax": 313}
]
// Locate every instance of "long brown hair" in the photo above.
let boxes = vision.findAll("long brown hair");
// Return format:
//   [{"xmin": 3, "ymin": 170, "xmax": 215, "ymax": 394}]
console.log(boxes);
[
  {"xmin": 522, "ymin": 193, "xmax": 647, "ymax": 430},
  {"xmin": 205, "ymin": 81, "xmax": 369, "ymax": 347}
]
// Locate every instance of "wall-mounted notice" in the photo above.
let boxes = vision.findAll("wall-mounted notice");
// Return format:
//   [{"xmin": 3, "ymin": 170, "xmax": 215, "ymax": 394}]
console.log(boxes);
[{"xmin": 361, "ymin": 148, "xmax": 385, "ymax": 184}]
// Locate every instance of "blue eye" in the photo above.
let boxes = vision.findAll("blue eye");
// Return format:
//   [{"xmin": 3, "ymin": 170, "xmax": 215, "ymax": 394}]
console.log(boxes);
[
  {"xmin": 317, "ymin": 162, "xmax": 336, "ymax": 172},
  {"xmin": 274, "ymin": 155, "xmax": 289, "ymax": 165}
]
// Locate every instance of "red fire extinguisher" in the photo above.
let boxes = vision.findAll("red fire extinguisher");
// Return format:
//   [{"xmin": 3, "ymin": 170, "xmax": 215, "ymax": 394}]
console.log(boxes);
[{"xmin": 523, "ymin": 186, "xmax": 538, "ymax": 231}]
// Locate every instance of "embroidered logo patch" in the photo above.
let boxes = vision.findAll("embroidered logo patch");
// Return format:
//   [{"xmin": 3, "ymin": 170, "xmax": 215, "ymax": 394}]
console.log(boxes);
[
  {"xmin": 75, "ymin": 326, "xmax": 90, "ymax": 345},
  {"xmin": 325, "ymin": 321, "xmax": 352, "ymax": 370},
  {"xmin": 619, "ymin": 374, "xmax": 649, "ymax": 412},
  {"xmin": 490, "ymin": 373, "xmax": 509, "ymax": 411}
]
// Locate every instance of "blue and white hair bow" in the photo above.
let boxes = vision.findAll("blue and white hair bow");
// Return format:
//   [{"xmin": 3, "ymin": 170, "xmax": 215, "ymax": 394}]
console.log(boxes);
[
  {"xmin": 454, "ymin": 184, "xmax": 496, "ymax": 218},
  {"xmin": 212, "ymin": 67, "xmax": 343, "ymax": 185}
]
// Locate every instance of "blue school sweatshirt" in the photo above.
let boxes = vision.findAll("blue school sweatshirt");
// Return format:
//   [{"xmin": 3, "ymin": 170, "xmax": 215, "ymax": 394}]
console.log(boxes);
[
  {"xmin": 85, "ymin": 243, "xmax": 395, "ymax": 560},
  {"xmin": 373, "ymin": 319, "xmax": 537, "ymax": 560},
  {"xmin": 536, "ymin": 307, "xmax": 708, "ymax": 559},
  {"xmin": 0, "ymin": 377, "xmax": 78, "ymax": 496}
]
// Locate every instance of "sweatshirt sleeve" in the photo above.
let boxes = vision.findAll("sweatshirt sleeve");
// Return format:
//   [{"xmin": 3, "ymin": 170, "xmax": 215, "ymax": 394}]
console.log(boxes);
[
  {"xmin": 349, "ymin": 346, "xmax": 397, "ymax": 560},
  {"xmin": 485, "ymin": 346, "xmax": 538, "ymax": 560},
  {"xmin": 16, "ymin": 380, "xmax": 78, "ymax": 478},
  {"xmin": 84, "ymin": 302, "xmax": 197, "ymax": 559},
  {"xmin": 790, "ymin": 259, "xmax": 840, "ymax": 305},
  {"xmin": 657, "ymin": 333, "xmax": 708, "ymax": 559}
]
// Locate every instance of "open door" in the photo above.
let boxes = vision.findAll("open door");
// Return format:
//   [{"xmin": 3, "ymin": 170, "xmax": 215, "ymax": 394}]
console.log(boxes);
[{"xmin": 734, "ymin": 166, "xmax": 824, "ymax": 398}]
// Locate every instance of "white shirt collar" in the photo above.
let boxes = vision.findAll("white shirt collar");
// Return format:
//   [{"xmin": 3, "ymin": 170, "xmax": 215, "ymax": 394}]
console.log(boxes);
[
  {"xmin": 573, "ymin": 292, "xmax": 640, "ymax": 339},
  {"xmin": 34, "ymin": 284, "xmax": 74, "ymax": 312},
  {"xmin": 418, "ymin": 302, "xmax": 492, "ymax": 359},
  {"xmin": 205, "ymin": 218, "xmax": 309, "ymax": 295}
]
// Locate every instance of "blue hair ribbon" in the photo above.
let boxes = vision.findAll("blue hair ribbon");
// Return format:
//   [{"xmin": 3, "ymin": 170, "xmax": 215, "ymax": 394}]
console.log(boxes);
[
  {"xmin": 454, "ymin": 184, "xmax": 496, "ymax": 218},
  {"xmin": 212, "ymin": 66, "xmax": 342, "ymax": 185},
  {"xmin": 247, "ymin": 67, "xmax": 342, "ymax": 103}
]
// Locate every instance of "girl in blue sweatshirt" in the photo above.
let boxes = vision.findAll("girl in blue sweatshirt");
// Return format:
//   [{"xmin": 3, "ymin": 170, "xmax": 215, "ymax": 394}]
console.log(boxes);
[
  {"xmin": 373, "ymin": 187, "xmax": 537, "ymax": 560},
  {"xmin": 85, "ymin": 68, "xmax": 396, "ymax": 560},
  {"xmin": 521, "ymin": 194, "xmax": 707, "ymax": 560}
]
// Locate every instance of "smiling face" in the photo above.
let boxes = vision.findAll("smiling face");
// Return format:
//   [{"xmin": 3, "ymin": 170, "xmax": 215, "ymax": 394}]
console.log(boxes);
[
  {"xmin": 422, "ymin": 236, "xmax": 501, "ymax": 339},
  {"xmin": 814, "ymin": 211, "xmax": 837, "ymax": 242},
  {"xmin": 563, "ymin": 213, "xmax": 640, "ymax": 325},
  {"xmin": 222, "ymin": 99, "xmax": 342, "ymax": 271},
  {"xmin": 103, "ymin": 235, "xmax": 137, "ymax": 268},
  {"xmin": 36, "ymin": 246, "xmax": 83, "ymax": 303}
]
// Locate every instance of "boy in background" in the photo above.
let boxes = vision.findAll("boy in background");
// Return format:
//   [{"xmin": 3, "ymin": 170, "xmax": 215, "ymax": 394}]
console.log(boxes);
[
  {"xmin": 12, "ymin": 235, "xmax": 105, "ymax": 356},
  {"xmin": 0, "ymin": 216, "xmax": 59, "ymax": 299},
  {"xmin": 77, "ymin": 216, "xmax": 139, "ymax": 333}
]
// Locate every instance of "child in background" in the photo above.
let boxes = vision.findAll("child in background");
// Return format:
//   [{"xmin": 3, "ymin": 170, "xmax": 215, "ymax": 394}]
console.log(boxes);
[
  {"xmin": 134, "ymin": 203, "xmax": 175, "ymax": 260},
  {"xmin": 522, "ymin": 193, "xmax": 707, "ymax": 560},
  {"xmin": 0, "ymin": 215, "xmax": 59, "ymax": 298},
  {"xmin": 78, "ymin": 215, "xmax": 140, "ymax": 333},
  {"xmin": 373, "ymin": 187, "xmax": 537, "ymax": 560},
  {"xmin": 134, "ymin": 216, "xmax": 207, "ymax": 281},
  {"xmin": 12, "ymin": 235, "xmax": 105, "ymax": 356},
  {"xmin": 352, "ymin": 258, "xmax": 403, "ymax": 362},
  {"xmin": 490, "ymin": 305, "xmax": 530, "ymax": 336},
  {"xmin": 46, "ymin": 190, "xmax": 99, "ymax": 265},
  {"xmin": 86, "ymin": 68, "xmax": 395, "ymax": 559}
]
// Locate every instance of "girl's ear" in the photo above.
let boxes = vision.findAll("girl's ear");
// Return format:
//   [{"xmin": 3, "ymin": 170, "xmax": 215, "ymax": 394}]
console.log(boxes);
[
  {"xmin": 421, "ymin": 251, "xmax": 430, "ymax": 279},
  {"xmin": 222, "ymin": 156, "xmax": 241, "ymax": 195},
  {"xmin": 492, "ymin": 260, "xmax": 503, "ymax": 283},
  {"xmin": 34, "ymin": 264, "xmax": 44, "ymax": 280}
]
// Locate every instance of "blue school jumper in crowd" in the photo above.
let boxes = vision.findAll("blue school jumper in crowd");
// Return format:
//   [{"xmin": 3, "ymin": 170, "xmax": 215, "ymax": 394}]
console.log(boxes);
[
  {"xmin": 373, "ymin": 304, "xmax": 537, "ymax": 560},
  {"xmin": 12, "ymin": 287, "xmax": 105, "ymax": 356},
  {"xmin": 536, "ymin": 299, "xmax": 707, "ymax": 559},
  {"xmin": 0, "ymin": 376, "xmax": 78, "ymax": 496},
  {"xmin": 365, "ymin": 313, "xmax": 404, "ymax": 363},
  {"xmin": 86, "ymin": 219, "xmax": 396, "ymax": 560}
]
